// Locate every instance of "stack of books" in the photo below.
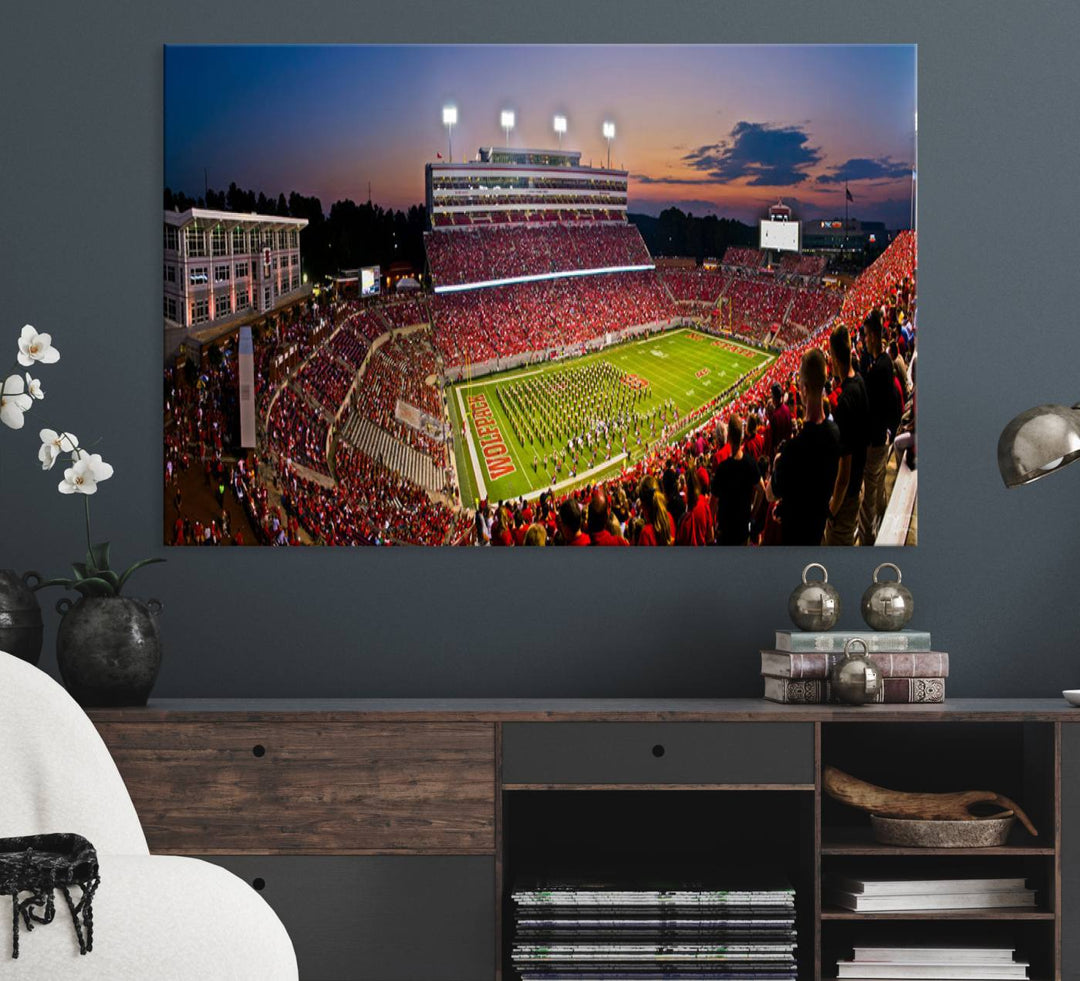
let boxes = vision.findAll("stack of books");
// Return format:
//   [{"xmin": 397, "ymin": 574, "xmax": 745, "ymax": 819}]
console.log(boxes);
[
  {"xmin": 510, "ymin": 875, "xmax": 798, "ymax": 980},
  {"xmin": 836, "ymin": 945, "xmax": 1029, "ymax": 979},
  {"xmin": 824, "ymin": 874, "xmax": 1036, "ymax": 912},
  {"xmin": 761, "ymin": 630, "xmax": 948, "ymax": 704}
]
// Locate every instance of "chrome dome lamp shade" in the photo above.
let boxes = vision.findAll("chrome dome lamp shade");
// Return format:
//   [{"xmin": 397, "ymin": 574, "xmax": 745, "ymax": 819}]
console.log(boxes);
[{"xmin": 998, "ymin": 403, "xmax": 1080, "ymax": 487}]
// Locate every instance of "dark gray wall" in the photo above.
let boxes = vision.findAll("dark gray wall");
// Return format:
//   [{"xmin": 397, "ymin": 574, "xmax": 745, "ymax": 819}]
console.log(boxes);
[{"xmin": 2, "ymin": 1, "xmax": 1078, "ymax": 699}]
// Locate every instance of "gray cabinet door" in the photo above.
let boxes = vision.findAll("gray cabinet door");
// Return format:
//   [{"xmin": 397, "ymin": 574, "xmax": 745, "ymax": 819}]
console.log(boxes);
[
  {"xmin": 1063, "ymin": 725, "xmax": 1080, "ymax": 977},
  {"xmin": 501, "ymin": 722, "xmax": 814, "ymax": 785},
  {"xmin": 206, "ymin": 855, "xmax": 494, "ymax": 981}
]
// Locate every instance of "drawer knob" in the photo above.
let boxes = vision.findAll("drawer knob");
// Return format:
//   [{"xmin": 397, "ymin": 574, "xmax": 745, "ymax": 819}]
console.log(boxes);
[
  {"xmin": 651, "ymin": 744, "xmax": 666, "ymax": 758},
  {"xmin": 252, "ymin": 877, "xmax": 266, "ymax": 891},
  {"xmin": 252, "ymin": 744, "xmax": 267, "ymax": 758}
]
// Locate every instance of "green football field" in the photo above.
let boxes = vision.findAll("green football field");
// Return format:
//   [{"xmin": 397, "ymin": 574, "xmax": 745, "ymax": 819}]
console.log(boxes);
[{"xmin": 448, "ymin": 327, "xmax": 774, "ymax": 504}]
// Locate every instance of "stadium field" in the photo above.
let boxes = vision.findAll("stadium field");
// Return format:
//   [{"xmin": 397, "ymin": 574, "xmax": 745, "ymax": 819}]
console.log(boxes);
[{"xmin": 449, "ymin": 327, "xmax": 774, "ymax": 503}]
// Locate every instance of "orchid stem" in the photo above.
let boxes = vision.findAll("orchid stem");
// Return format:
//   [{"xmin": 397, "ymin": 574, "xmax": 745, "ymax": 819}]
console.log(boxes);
[{"xmin": 84, "ymin": 494, "xmax": 93, "ymax": 554}]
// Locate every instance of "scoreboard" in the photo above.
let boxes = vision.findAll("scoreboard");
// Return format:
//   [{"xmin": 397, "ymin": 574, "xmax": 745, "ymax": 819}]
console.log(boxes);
[{"xmin": 759, "ymin": 220, "xmax": 800, "ymax": 253}]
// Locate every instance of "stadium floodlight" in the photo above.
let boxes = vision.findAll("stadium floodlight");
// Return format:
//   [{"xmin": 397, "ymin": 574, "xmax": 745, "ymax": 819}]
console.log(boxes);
[
  {"xmin": 501, "ymin": 109, "xmax": 515, "ymax": 146},
  {"xmin": 442, "ymin": 105, "xmax": 457, "ymax": 162},
  {"xmin": 602, "ymin": 120, "xmax": 616, "ymax": 168},
  {"xmin": 553, "ymin": 114, "xmax": 567, "ymax": 148}
]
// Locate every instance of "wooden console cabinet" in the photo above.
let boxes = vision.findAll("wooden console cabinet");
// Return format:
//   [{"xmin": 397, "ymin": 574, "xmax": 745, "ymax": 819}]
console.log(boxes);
[{"xmin": 89, "ymin": 699, "xmax": 1080, "ymax": 981}]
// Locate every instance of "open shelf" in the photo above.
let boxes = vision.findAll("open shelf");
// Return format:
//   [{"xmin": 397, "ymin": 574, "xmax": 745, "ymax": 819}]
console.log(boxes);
[
  {"xmin": 821, "ymin": 906, "xmax": 1055, "ymax": 920},
  {"xmin": 820, "ymin": 826, "xmax": 1054, "ymax": 856}
]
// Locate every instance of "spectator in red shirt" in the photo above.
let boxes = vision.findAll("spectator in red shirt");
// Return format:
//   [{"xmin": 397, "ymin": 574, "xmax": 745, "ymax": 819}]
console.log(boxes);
[
  {"xmin": 557, "ymin": 498, "xmax": 591, "ymax": 546},
  {"xmin": 636, "ymin": 475, "xmax": 672, "ymax": 546},
  {"xmin": 766, "ymin": 383, "xmax": 793, "ymax": 457},
  {"xmin": 588, "ymin": 491, "xmax": 629, "ymax": 546},
  {"xmin": 676, "ymin": 468, "xmax": 714, "ymax": 546}
]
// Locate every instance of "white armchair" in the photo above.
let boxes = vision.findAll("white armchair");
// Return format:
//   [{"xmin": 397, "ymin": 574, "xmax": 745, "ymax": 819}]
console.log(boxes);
[{"xmin": 0, "ymin": 650, "xmax": 298, "ymax": 980}]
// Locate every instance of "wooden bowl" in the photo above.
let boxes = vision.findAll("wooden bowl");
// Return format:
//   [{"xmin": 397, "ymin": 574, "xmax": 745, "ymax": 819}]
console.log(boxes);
[{"xmin": 870, "ymin": 813, "xmax": 1016, "ymax": 848}]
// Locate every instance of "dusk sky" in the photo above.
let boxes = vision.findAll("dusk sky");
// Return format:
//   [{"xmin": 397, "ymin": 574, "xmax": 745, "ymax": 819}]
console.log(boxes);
[{"xmin": 165, "ymin": 44, "xmax": 916, "ymax": 228}]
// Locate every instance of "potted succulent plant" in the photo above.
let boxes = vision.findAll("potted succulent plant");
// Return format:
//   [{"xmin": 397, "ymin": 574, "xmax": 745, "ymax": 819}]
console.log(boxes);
[{"xmin": 2, "ymin": 324, "xmax": 164, "ymax": 705}]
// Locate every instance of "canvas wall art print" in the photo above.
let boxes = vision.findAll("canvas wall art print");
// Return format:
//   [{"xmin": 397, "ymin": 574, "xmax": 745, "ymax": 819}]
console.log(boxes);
[{"xmin": 163, "ymin": 44, "xmax": 917, "ymax": 547}]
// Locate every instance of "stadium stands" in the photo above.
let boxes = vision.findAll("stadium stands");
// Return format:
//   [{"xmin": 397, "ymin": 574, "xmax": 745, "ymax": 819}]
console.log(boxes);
[
  {"xmin": 429, "ymin": 271, "xmax": 676, "ymax": 368},
  {"xmin": 166, "ymin": 198, "xmax": 915, "ymax": 548},
  {"xmin": 722, "ymin": 246, "xmax": 766, "ymax": 269},
  {"xmin": 425, "ymin": 223, "xmax": 652, "ymax": 288},
  {"xmin": 659, "ymin": 268, "xmax": 731, "ymax": 303}
]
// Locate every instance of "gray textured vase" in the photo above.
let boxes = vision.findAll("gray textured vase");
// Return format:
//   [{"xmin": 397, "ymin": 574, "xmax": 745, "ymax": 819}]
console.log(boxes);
[
  {"xmin": 0, "ymin": 570, "xmax": 44, "ymax": 665},
  {"xmin": 55, "ymin": 596, "xmax": 163, "ymax": 707}
]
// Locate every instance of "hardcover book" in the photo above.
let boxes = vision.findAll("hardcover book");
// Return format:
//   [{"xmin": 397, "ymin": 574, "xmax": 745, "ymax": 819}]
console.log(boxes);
[
  {"xmin": 760, "ymin": 650, "xmax": 948, "ymax": 680},
  {"xmin": 825, "ymin": 889, "xmax": 1035, "ymax": 912},
  {"xmin": 762, "ymin": 676, "xmax": 946, "ymax": 704},
  {"xmin": 774, "ymin": 630, "xmax": 931, "ymax": 653}
]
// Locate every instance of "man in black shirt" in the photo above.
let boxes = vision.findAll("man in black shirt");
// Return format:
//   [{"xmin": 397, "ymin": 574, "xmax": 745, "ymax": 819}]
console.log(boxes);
[
  {"xmin": 859, "ymin": 309, "xmax": 896, "ymax": 545},
  {"xmin": 766, "ymin": 348, "xmax": 841, "ymax": 546},
  {"xmin": 825, "ymin": 324, "xmax": 869, "ymax": 546},
  {"xmin": 711, "ymin": 415, "xmax": 763, "ymax": 546}
]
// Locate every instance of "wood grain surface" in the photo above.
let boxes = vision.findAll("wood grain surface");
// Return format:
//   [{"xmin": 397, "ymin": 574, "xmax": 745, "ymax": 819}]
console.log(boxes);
[{"xmin": 95, "ymin": 721, "xmax": 495, "ymax": 854}]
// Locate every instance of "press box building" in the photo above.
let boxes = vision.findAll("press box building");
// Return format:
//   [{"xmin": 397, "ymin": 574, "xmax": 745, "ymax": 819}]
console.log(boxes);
[{"xmin": 163, "ymin": 208, "xmax": 309, "ymax": 332}]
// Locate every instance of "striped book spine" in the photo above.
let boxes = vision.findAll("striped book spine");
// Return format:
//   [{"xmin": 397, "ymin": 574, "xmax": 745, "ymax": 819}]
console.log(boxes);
[
  {"xmin": 762, "ymin": 676, "xmax": 946, "ymax": 704},
  {"xmin": 761, "ymin": 650, "xmax": 949, "ymax": 680}
]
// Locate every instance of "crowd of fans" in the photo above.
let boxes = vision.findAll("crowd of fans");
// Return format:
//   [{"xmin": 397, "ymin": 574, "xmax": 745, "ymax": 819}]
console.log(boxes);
[
  {"xmin": 278, "ymin": 443, "xmax": 467, "ymax": 546},
  {"xmin": 786, "ymin": 287, "xmax": 842, "ymax": 328},
  {"xmin": 425, "ymin": 223, "xmax": 652, "ymax": 287},
  {"xmin": 346, "ymin": 333, "xmax": 448, "ymax": 467},
  {"xmin": 722, "ymin": 247, "xmax": 766, "ymax": 269},
  {"xmin": 779, "ymin": 253, "xmax": 827, "ymax": 277},
  {"xmin": 430, "ymin": 271, "xmax": 676, "ymax": 368},
  {"xmin": 659, "ymin": 269, "xmax": 731, "ymax": 303},
  {"xmin": 166, "ymin": 215, "xmax": 915, "ymax": 549},
  {"xmin": 266, "ymin": 386, "xmax": 331, "ymax": 474},
  {"xmin": 723, "ymin": 276, "xmax": 796, "ymax": 334},
  {"xmin": 836, "ymin": 230, "xmax": 916, "ymax": 332},
  {"xmin": 471, "ymin": 231, "xmax": 917, "ymax": 546}
]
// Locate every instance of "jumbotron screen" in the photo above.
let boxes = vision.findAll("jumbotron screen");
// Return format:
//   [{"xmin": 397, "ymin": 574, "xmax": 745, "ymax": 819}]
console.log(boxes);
[
  {"xmin": 361, "ymin": 265, "xmax": 380, "ymax": 296},
  {"xmin": 759, "ymin": 220, "xmax": 800, "ymax": 253}
]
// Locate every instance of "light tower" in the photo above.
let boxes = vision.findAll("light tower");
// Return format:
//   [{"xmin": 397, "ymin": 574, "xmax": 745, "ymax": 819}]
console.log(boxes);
[
  {"xmin": 602, "ymin": 120, "xmax": 616, "ymax": 169},
  {"xmin": 501, "ymin": 109, "xmax": 515, "ymax": 147},
  {"xmin": 553, "ymin": 114, "xmax": 567, "ymax": 149},
  {"xmin": 442, "ymin": 105, "xmax": 457, "ymax": 163}
]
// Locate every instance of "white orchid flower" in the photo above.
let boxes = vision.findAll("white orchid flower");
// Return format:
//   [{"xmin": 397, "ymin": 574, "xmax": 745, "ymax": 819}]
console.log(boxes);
[
  {"xmin": 38, "ymin": 429, "xmax": 79, "ymax": 470},
  {"xmin": 0, "ymin": 374, "xmax": 33, "ymax": 430},
  {"xmin": 24, "ymin": 373, "xmax": 43, "ymax": 400},
  {"xmin": 17, "ymin": 324, "xmax": 60, "ymax": 367},
  {"xmin": 58, "ymin": 450, "xmax": 114, "ymax": 495}
]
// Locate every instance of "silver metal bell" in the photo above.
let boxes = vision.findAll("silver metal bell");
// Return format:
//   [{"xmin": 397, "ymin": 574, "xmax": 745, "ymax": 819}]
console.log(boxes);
[
  {"xmin": 830, "ymin": 637, "xmax": 884, "ymax": 705},
  {"xmin": 788, "ymin": 563, "xmax": 841, "ymax": 632},
  {"xmin": 861, "ymin": 562, "xmax": 914, "ymax": 631}
]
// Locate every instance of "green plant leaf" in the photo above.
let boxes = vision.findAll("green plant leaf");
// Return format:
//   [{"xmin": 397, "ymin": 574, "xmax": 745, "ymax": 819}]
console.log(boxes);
[
  {"xmin": 71, "ymin": 562, "xmax": 89, "ymax": 580},
  {"xmin": 87, "ymin": 541, "xmax": 111, "ymax": 575},
  {"xmin": 72, "ymin": 577, "xmax": 117, "ymax": 598},
  {"xmin": 117, "ymin": 557, "xmax": 166, "ymax": 594},
  {"xmin": 32, "ymin": 577, "xmax": 77, "ymax": 591},
  {"xmin": 97, "ymin": 569, "xmax": 121, "ymax": 591}
]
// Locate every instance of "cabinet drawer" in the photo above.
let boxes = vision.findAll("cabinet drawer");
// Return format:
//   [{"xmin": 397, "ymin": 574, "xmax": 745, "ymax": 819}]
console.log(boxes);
[
  {"xmin": 501, "ymin": 722, "xmax": 813, "ymax": 786},
  {"xmin": 207, "ymin": 855, "xmax": 494, "ymax": 981},
  {"xmin": 95, "ymin": 722, "xmax": 495, "ymax": 854}
]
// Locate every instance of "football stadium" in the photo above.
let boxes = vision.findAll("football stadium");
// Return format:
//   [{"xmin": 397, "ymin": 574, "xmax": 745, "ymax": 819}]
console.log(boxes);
[{"xmin": 165, "ymin": 119, "xmax": 917, "ymax": 548}]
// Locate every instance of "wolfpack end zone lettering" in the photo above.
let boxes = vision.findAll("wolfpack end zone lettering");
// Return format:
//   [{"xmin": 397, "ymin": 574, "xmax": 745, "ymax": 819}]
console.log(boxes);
[{"xmin": 468, "ymin": 393, "xmax": 515, "ymax": 480}]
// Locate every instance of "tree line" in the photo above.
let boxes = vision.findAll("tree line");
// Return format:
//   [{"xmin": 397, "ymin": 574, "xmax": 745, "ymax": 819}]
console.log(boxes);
[
  {"xmin": 164, "ymin": 184, "xmax": 428, "ymax": 283},
  {"xmin": 629, "ymin": 208, "xmax": 755, "ymax": 263},
  {"xmin": 163, "ymin": 186, "xmax": 758, "ymax": 282}
]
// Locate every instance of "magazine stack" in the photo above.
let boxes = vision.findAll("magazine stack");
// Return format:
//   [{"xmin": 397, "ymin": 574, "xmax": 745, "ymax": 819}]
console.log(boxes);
[{"xmin": 510, "ymin": 875, "xmax": 798, "ymax": 980}]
